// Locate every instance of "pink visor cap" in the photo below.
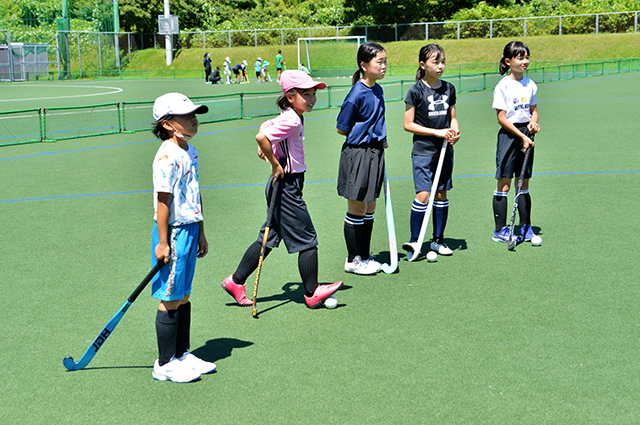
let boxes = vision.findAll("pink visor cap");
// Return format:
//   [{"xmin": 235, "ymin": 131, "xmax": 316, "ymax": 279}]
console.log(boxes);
[
  {"xmin": 280, "ymin": 70, "xmax": 326, "ymax": 93},
  {"xmin": 153, "ymin": 92, "xmax": 209, "ymax": 121}
]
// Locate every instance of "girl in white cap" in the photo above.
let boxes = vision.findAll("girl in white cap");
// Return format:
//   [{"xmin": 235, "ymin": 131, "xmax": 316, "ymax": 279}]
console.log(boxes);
[
  {"xmin": 222, "ymin": 71, "xmax": 343, "ymax": 309},
  {"xmin": 150, "ymin": 93, "xmax": 215, "ymax": 383}
]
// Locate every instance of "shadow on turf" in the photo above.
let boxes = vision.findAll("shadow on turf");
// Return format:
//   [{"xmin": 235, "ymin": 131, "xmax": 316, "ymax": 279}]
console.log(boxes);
[
  {"xmin": 230, "ymin": 281, "xmax": 353, "ymax": 316},
  {"xmin": 191, "ymin": 338, "xmax": 254, "ymax": 363}
]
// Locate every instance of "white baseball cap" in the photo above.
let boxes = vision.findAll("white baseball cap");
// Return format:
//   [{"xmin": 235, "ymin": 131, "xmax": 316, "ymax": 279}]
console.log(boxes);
[
  {"xmin": 242, "ymin": 60, "xmax": 247, "ymax": 66},
  {"xmin": 225, "ymin": 56, "xmax": 230, "ymax": 62},
  {"xmin": 153, "ymin": 93, "xmax": 208, "ymax": 121}
]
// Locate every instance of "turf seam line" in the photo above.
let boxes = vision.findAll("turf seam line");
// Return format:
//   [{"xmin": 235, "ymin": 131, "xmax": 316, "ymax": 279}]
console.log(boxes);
[{"xmin": 2, "ymin": 170, "xmax": 638, "ymax": 204}]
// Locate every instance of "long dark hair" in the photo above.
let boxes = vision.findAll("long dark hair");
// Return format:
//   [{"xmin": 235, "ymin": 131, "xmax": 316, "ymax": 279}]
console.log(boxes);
[
  {"xmin": 499, "ymin": 41, "xmax": 530, "ymax": 75},
  {"xmin": 276, "ymin": 88, "xmax": 298, "ymax": 110},
  {"xmin": 352, "ymin": 42, "xmax": 385, "ymax": 85},
  {"xmin": 415, "ymin": 44, "xmax": 445, "ymax": 82}
]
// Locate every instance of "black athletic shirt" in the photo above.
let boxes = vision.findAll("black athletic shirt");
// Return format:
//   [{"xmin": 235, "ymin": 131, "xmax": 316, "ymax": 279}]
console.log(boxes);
[{"xmin": 405, "ymin": 80, "xmax": 456, "ymax": 155}]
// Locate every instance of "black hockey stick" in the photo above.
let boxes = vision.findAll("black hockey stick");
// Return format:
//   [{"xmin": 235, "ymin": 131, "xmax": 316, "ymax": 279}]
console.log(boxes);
[
  {"xmin": 507, "ymin": 147, "xmax": 532, "ymax": 251},
  {"xmin": 63, "ymin": 260, "xmax": 166, "ymax": 370},
  {"xmin": 252, "ymin": 178, "xmax": 281, "ymax": 318}
]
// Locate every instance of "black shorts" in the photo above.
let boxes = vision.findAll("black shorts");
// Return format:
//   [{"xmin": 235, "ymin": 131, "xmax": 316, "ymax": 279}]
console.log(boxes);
[
  {"xmin": 233, "ymin": 69, "xmax": 240, "ymax": 75},
  {"xmin": 256, "ymin": 71, "xmax": 261, "ymax": 78},
  {"xmin": 337, "ymin": 141, "xmax": 385, "ymax": 203},
  {"xmin": 495, "ymin": 123, "xmax": 534, "ymax": 180},
  {"xmin": 412, "ymin": 146, "xmax": 454, "ymax": 193},
  {"xmin": 277, "ymin": 67, "xmax": 283, "ymax": 71},
  {"xmin": 257, "ymin": 173, "xmax": 318, "ymax": 254}
]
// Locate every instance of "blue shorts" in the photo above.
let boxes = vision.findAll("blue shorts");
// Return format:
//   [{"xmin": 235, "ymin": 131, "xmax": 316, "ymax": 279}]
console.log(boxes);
[
  {"xmin": 412, "ymin": 149, "xmax": 454, "ymax": 193},
  {"xmin": 151, "ymin": 222, "xmax": 199, "ymax": 301}
]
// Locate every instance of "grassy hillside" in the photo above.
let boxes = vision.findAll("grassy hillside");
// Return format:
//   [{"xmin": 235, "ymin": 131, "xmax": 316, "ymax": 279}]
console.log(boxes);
[{"xmin": 126, "ymin": 33, "xmax": 640, "ymax": 75}]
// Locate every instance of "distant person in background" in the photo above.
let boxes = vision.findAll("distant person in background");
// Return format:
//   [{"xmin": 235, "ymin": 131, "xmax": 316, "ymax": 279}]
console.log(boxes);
[
  {"xmin": 203, "ymin": 53, "xmax": 212, "ymax": 84},
  {"xmin": 232, "ymin": 62, "xmax": 245, "ymax": 84},
  {"xmin": 299, "ymin": 63, "xmax": 310, "ymax": 75},
  {"xmin": 276, "ymin": 50, "xmax": 285, "ymax": 83},
  {"xmin": 261, "ymin": 60, "xmax": 272, "ymax": 82},
  {"xmin": 224, "ymin": 57, "xmax": 232, "ymax": 84},
  {"xmin": 255, "ymin": 57, "xmax": 263, "ymax": 83},
  {"xmin": 210, "ymin": 66, "xmax": 221, "ymax": 84},
  {"xmin": 241, "ymin": 60, "xmax": 250, "ymax": 84}
]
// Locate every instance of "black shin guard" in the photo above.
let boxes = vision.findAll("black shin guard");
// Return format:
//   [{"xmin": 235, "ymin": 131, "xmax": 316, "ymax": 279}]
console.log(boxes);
[
  {"xmin": 344, "ymin": 213, "xmax": 363, "ymax": 262},
  {"xmin": 156, "ymin": 309, "xmax": 178, "ymax": 366},
  {"xmin": 234, "ymin": 241, "xmax": 272, "ymax": 285},
  {"xmin": 360, "ymin": 214, "xmax": 374, "ymax": 259},
  {"xmin": 175, "ymin": 302, "xmax": 191, "ymax": 359},
  {"xmin": 298, "ymin": 247, "xmax": 318, "ymax": 296},
  {"xmin": 493, "ymin": 192, "xmax": 508, "ymax": 231},
  {"xmin": 518, "ymin": 192, "xmax": 531, "ymax": 226}
]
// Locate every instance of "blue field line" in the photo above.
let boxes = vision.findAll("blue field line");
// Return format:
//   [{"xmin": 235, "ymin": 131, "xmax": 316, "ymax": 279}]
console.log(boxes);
[{"xmin": 1, "ymin": 169, "xmax": 638, "ymax": 204}]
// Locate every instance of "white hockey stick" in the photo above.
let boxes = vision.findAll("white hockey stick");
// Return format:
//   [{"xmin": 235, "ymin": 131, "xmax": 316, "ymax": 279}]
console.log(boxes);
[
  {"xmin": 405, "ymin": 140, "xmax": 448, "ymax": 262},
  {"xmin": 380, "ymin": 167, "xmax": 397, "ymax": 274}
]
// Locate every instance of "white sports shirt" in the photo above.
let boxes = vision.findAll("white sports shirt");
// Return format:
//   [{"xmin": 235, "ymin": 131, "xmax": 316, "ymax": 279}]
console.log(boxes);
[
  {"xmin": 492, "ymin": 75, "xmax": 537, "ymax": 124},
  {"xmin": 152, "ymin": 140, "xmax": 203, "ymax": 226}
]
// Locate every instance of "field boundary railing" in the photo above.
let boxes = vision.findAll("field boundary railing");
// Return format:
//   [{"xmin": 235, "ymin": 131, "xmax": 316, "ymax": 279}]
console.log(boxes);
[{"xmin": 2, "ymin": 58, "xmax": 639, "ymax": 147}]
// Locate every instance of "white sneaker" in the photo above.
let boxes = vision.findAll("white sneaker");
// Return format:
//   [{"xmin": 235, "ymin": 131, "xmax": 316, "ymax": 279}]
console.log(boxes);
[
  {"xmin": 152, "ymin": 358, "xmax": 201, "ymax": 383},
  {"xmin": 344, "ymin": 255, "xmax": 378, "ymax": 275},
  {"xmin": 362, "ymin": 256, "xmax": 381, "ymax": 273},
  {"xmin": 177, "ymin": 351, "xmax": 216, "ymax": 375},
  {"xmin": 430, "ymin": 239, "xmax": 453, "ymax": 256}
]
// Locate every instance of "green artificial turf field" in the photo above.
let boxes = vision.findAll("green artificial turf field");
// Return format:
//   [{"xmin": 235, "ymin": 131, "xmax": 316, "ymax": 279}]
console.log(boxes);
[{"xmin": 1, "ymin": 72, "xmax": 639, "ymax": 424}]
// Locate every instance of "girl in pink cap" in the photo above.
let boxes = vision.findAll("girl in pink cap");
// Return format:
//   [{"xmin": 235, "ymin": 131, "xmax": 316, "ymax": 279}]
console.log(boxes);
[{"xmin": 222, "ymin": 70, "xmax": 343, "ymax": 309}]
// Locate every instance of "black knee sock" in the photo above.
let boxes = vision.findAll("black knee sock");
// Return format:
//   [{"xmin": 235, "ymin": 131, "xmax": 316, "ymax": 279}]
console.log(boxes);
[
  {"xmin": 344, "ymin": 213, "xmax": 363, "ymax": 262},
  {"xmin": 298, "ymin": 247, "xmax": 318, "ymax": 296},
  {"xmin": 234, "ymin": 241, "xmax": 272, "ymax": 285},
  {"xmin": 360, "ymin": 213, "xmax": 374, "ymax": 259},
  {"xmin": 518, "ymin": 191, "xmax": 531, "ymax": 226},
  {"xmin": 493, "ymin": 190, "xmax": 508, "ymax": 231},
  {"xmin": 156, "ymin": 309, "xmax": 178, "ymax": 366},
  {"xmin": 175, "ymin": 302, "xmax": 191, "ymax": 359}
]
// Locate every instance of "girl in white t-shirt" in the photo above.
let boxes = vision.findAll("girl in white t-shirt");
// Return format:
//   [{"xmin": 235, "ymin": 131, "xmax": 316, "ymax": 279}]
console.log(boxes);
[{"xmin": 491, "ymin": 41, "xmax": 541, "ymax": 244}]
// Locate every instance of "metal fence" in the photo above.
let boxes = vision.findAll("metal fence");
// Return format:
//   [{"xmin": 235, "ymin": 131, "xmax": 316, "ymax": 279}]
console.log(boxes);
[
  {"xmin": 2, "ymin": 10, "xmax": 639, "ymax": 81},
  {"xmin": 176, "ymin": 10, "xmax": 640, "ymax": 48},
  {"xmin": 2, "ymin": 58, "xmax": 639, "ymax": 147}
]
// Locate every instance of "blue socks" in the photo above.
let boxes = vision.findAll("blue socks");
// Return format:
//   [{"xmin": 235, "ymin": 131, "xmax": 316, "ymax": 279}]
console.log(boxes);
[{"xmin": 432, "ymin": 200, "xmax": 449, "ymax": 241}]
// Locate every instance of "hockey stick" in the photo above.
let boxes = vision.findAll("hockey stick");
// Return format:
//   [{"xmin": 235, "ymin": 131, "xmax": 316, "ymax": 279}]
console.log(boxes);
[
  {"xmin": 63, "ymin": 260, "xmax": 166, "ymax": 371},
  {"xmin": 507, "ymin": 147, "xmax": 532, "ymax": 251},
  {"xmin": 405, "ymin": 140, "xmax": 448, "ymax": 262},
  {"xmin": 252, "ymin": 178, "xmax": 281, "ymax": 318},
  {"xmin": 380, "ymin": 167, "xmax": 398, "ymax": 274}
]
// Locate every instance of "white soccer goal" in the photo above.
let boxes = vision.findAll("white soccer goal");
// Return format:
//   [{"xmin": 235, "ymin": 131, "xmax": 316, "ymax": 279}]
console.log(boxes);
[{"xmin": 297, "ymin": 36, "xmax": 366, "ymax": 76}]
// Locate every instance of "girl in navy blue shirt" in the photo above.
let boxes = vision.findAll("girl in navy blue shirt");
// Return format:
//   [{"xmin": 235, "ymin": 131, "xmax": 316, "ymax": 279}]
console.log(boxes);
[{"xmin": 336, "ymin": 42, "xmax": 388, "ymax": 276}]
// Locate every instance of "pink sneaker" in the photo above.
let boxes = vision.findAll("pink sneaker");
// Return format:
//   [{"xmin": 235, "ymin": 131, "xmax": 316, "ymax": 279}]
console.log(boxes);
[
  {"xmin": 304, "ymin": 281, "xmax": 343, "ymax": 309},
  {"xmin": 221, "ymin": 275, "xmax": 252, "ymax": 306}
]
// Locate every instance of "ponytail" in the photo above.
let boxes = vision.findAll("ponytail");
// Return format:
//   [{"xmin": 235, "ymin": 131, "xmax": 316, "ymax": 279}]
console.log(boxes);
[
  {"xmin": 499, "ymin": 58, "xmax": 509, "ymax": 75},
  {"xmin": 352, "ymin": 69, "xmax": 362, "ymax": 85}
]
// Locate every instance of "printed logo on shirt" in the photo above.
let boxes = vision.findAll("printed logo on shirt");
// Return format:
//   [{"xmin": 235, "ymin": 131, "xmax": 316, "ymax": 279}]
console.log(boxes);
[
  {"xmin": 427, "ymin": 95, "xmax": 449, "ymax": 116},
  {"xmin": 512, "ymin": 96, "xmax": 530, "ymax": 111}
]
